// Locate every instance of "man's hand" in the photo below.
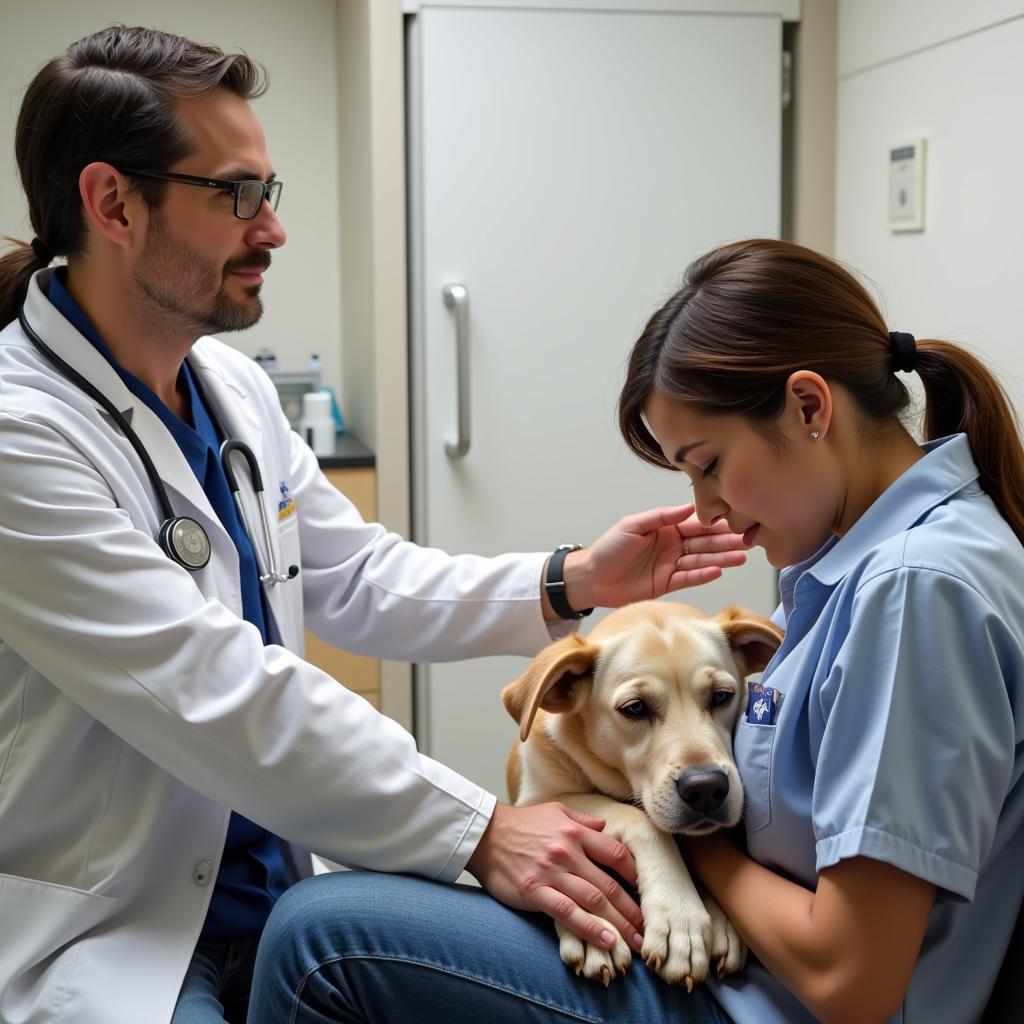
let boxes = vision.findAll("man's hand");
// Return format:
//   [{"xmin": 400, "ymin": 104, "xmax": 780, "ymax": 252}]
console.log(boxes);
[
  {"xmin": 559, "ymin": 504, "xmax": 749, "ymax": 612},
  {"xmin": 466, "ymin": 802, "xmax": 645, "ymax": 952}
]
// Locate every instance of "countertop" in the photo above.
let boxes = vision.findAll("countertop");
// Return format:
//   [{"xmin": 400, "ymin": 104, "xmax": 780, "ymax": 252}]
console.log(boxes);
[{"xmin": 316, "ymin": 432, "xmax": 375, "ymax": 470}]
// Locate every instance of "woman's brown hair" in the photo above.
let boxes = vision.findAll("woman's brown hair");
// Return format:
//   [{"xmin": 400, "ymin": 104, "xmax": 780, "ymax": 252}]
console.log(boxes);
[
  {"xmin": 618, "ymin": 238, "xmax": 1024, "ymax": 544},
  {"xmin": 0, "ymin": 25, "xmax": 268, "ymax": 327}
]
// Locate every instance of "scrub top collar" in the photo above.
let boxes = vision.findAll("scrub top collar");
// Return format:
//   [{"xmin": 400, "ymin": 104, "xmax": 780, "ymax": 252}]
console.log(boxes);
[{"xmin": 779, "ymin": 433, "xmax": 978, "ymax": 605}]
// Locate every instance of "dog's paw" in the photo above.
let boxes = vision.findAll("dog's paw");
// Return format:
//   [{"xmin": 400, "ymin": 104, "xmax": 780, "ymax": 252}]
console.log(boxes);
[
  {"xmin": 704, "ymin": 894, "xmax": 746, "ymax": 978},
  {"xmin": 555, "ymin": 920, "xmax": 631, "ymax": 986},
  {"xmin": 640, "ymin": 896, "xmax": 713, "ymax": 990}
]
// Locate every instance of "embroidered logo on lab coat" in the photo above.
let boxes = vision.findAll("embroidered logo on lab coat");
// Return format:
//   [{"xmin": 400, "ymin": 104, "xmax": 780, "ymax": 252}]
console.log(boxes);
[{"xmin": 278, "ymin": 480, "xmax": 297, "ymax": 521}]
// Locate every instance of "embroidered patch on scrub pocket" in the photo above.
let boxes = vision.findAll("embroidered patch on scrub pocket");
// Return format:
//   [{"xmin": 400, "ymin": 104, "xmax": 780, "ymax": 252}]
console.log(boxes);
[{"xmin": 745, "ymin": 681, "xmax": 783, "ymax": 725}]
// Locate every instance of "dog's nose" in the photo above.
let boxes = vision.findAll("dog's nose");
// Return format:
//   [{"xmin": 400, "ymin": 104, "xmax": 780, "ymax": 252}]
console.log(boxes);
[{"xmin": 676, "ymin": 768, "xmax": 730, "ymax": 815}]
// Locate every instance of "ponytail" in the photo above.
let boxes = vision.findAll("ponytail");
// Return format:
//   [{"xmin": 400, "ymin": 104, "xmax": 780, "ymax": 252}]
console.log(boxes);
[
  {"xmin": 0, "ymin": 238, "xmax": 46, "ymax": 329},
  {"xmin": 916, "ymin": 341, "xmax": 1024, "ymax": 544}
]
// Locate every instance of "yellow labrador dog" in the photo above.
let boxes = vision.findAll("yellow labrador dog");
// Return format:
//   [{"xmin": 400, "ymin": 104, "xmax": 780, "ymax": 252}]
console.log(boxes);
[{"xmin": 502, "ymin": 600, "xmax": 783, "ymax": 989}]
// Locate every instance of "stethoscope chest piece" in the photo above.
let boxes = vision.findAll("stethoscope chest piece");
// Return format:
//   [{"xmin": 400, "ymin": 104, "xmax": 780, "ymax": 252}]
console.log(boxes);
[{"xmin": 159, "ymin": 515, "xmax": 212, "ymax": 571}]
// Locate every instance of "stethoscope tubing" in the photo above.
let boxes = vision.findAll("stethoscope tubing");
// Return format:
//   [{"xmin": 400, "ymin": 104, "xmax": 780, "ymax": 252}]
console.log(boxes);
[
  {"xmin": 18, "ymin": 305, "xmax": 297, "ymax": 585},
  {"xmin": 220, "ymin": 439, "xmax": 297, "ymax": 585},
  {"xmin": 18, "ymin": 308, "xmax": 178, "ymax": 523}
]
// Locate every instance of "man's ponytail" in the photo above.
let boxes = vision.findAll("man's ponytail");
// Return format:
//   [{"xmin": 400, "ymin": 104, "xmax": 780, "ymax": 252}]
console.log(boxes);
[{"xmin": 0, "ymin": 239, "xmax": 43, "ymax": 329}]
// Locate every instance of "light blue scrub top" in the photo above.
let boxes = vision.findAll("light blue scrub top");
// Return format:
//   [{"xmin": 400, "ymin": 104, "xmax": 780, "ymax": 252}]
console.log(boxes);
[{"xmin": 708, "ymin": 433, "xmax": 1024, "ymax": 1023}]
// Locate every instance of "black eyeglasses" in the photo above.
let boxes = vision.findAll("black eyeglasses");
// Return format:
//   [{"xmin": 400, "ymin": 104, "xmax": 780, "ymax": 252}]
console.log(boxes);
[{"xmin": 120, "ymin": 168, "xmax": 283, "ymax": 221}]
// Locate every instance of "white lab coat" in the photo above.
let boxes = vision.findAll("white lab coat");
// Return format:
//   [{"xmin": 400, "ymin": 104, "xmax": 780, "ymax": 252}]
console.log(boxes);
[{"xmin": 0, "ymin": 269, "xmax": 564, "ymax": 1024}]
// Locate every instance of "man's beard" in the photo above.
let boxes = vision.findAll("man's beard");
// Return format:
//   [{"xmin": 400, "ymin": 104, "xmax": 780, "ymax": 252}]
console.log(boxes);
[{"xmin": 134, "ymin": 210, "xmax": 271, "ymax": 336}]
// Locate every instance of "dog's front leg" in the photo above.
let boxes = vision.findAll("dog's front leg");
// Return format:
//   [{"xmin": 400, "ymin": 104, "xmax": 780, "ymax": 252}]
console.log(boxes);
[{"xmin": 560, "ymin": 793, "xmax": 713, "ymax": 990}]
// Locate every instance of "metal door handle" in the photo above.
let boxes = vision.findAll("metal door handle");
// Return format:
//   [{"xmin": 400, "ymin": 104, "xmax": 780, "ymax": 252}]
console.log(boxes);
[{"xmin": 443, "ymin": 283, "xmax": 470, "ymax": 458}]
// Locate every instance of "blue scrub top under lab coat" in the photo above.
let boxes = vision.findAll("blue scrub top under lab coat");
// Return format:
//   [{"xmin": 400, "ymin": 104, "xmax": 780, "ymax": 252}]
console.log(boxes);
[
  {"xmin": 47, "ymin": 271, "xmax": 289, "ymax": 942},
  {"xmin": 708, "ymin": 433, "xmax": 1024, "ymax": 1023}
]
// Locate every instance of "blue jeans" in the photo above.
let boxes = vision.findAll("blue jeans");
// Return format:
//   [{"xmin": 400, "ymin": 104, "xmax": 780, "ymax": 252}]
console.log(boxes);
[
  {"xmin": 172, "ymin": 937, "xmax": 260, "ymax": 1024},
  {"xmin": 245, "ymin": 872, "xmax": 733, "ymax": 1024}
]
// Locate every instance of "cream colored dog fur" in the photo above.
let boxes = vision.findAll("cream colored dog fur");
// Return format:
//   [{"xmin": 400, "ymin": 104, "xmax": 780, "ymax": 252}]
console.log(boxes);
[{"xmin": 502, "ymin": 599, "xmax": 783, "ymax": 988}]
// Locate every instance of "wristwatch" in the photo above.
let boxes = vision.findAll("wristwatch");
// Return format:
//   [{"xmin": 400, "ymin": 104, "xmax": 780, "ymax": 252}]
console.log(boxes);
[{"xmin": 545, "ymin": 544, "xmax": 594, "ymax": 620}]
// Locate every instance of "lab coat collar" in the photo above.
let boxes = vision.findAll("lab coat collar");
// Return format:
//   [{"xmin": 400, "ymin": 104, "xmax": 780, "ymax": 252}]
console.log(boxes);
[
  {"xmin": 780, "ymin": 433, "xmax": 979, "ymax": 597},
  {"xmin": 187, "ymin": 340, "xmax": 263, "ymax": 448},
  {"xmin": 22, "ymin": 268, "xmax": 136, "ymax": 418},
  {"xmin": 21, "ymin": 269, "xmax": 222, "ymax": 530}
]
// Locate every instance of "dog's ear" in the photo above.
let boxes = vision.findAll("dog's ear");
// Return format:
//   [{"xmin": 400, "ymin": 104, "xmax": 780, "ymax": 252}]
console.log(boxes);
[
  {"xmin": 501, "ymin": 633, "xmax": 599, "ymax": 742},
  {"xmin": 714, "ymin": 605, "xmax": 785, "ymax": 675}
]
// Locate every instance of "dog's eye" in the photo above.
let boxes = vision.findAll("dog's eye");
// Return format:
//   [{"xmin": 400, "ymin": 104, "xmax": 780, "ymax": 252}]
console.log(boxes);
[
  {"xmin": 710, "ymin": 690, "xmax": 733, "ymax": 708},
  {"xmin": 618, "ymin": 699, "xmax": 649, "ymax": 720}
]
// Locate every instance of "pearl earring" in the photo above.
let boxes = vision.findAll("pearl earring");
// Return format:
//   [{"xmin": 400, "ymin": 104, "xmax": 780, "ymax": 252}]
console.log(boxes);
[{"xmin": 810, "ymin": 431, "xmax": 820, "ymax": 440}]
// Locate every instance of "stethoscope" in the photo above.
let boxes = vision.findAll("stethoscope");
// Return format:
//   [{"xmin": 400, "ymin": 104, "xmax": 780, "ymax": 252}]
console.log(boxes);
[{"xmin": 19, "ymin": 307, "xmax": 299, "ymax": 586}]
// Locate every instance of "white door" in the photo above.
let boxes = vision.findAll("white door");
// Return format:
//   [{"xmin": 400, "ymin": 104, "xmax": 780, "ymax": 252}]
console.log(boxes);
[{"xmin": 409, "ymin": 4, "xmax": 784, "ymax": 798}]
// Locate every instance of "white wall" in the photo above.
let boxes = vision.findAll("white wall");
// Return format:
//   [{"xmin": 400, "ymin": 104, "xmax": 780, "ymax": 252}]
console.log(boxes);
[
  {"xmin": 0, "ymin": 0, "xmax": 343, "ymax": 397},
  {"xmin": 835, "ymin": 3, "xmax": 1024, "ymax": 419}
]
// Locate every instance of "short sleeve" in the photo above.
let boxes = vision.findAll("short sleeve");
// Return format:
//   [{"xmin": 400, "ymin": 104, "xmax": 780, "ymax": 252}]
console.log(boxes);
[{"xmin": 811, "ymin": 566, "xmax": 1017, "ymax": 901}]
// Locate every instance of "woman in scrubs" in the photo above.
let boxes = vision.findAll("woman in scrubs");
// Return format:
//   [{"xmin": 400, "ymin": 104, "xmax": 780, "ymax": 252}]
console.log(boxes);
[{"xmin": 249, "ymin": 239, "xmax": 1024, "ymax": 1024}]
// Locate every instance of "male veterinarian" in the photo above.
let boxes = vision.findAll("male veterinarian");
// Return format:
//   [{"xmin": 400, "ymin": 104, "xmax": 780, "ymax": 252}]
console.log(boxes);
[{"xmin": 0, "ymin": 25, "xmax": 750, "ymax": 1024}]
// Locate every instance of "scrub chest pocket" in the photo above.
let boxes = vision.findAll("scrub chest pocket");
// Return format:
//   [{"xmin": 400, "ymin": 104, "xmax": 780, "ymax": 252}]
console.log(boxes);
[{"xmin": 736, "ymin": 717, "xmax": 776, "ymax": 833}]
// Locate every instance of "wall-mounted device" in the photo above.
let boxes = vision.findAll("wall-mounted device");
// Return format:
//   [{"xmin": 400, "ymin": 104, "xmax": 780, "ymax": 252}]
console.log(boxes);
[{"xmin": 889, "ymin": 137, "xmax": 926, "ymax": 232}]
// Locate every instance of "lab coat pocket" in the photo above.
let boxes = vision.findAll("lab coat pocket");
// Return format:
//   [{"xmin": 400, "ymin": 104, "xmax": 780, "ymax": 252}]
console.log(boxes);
[
  {"xmin": 0, "ymin": 873, "xmax": 116, "ymax": 1002},
  {"xmin": 278, "ymin": 515, "xmax": 301, "ymax": 570},
  {"xmin": 736, "ymin": 720, "xmax": 776, "ymax": 833},
  {"xmin": 275, "ymin": 517, "xmax": 305, "ymax": 650}
]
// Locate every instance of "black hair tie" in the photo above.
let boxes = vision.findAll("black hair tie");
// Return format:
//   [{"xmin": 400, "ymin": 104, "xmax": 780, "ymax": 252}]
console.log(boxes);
[
  {"xmin": 30, "ymin": 237, "xmax": 53, "ymax": 265},
  {"xmin": 889, "ymin": 331, "xmax": 917, "ymax": 373}
]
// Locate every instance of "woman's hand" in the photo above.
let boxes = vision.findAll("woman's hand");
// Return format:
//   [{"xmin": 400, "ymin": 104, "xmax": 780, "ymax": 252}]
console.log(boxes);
[
  {"xmin": 560, "ymin": 504, "xmax": 749, "ymax": 612},
  {"xmin": 466, "ymin": 802, "xmax": 645, "ymax": 953}
]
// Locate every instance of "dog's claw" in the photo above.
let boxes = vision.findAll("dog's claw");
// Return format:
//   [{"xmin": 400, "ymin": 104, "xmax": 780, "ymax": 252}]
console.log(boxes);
[
  {"xmin": 685, "ymin": 976, "xmax": 695, "ymax": 993},
  {"xmin": 600, "ymin": 966, "xmax": 611, "ymax": 987}
]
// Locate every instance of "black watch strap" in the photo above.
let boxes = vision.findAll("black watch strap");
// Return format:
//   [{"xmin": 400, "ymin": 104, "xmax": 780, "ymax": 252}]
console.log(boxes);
[{"xmin": 545, "ymin": 544, "xmax": 594, "ymax": 620}]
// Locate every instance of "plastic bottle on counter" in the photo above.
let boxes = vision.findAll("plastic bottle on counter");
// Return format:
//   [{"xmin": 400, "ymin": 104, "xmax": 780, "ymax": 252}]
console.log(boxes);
[
  {"xmin": 253, "ymin": 347, "xmax": 278, "ymax": 371},
  {"xmin": 300, "ymin": 390, "xmax": 336, "ymax": 457}
]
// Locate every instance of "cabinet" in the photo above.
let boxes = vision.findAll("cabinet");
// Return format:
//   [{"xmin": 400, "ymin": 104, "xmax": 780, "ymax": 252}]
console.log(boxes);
[
  {"xmin": 303, "ymin": 465, "xmax": 381, "ymax": 709},
  {"xmin": 407, "ymin": 1, "xmax": 789, "ymax": 797}
]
